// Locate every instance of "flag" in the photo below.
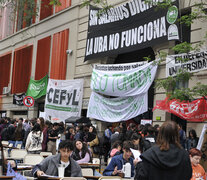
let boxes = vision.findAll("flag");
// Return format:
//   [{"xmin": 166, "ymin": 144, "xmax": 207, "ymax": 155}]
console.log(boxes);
[
  {"xmin": 153, "ymin": 97, "xmax": 207, "ymax": 122},
  {"xmin": 26, "ymin": 74, "xmax": 48, "ymax": 99}
]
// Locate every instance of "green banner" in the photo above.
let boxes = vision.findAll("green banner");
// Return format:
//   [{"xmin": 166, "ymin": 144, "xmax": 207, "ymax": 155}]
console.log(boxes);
[{"xmin": 26, "ymin": 74, "xmax": 48, "ymax": 99}]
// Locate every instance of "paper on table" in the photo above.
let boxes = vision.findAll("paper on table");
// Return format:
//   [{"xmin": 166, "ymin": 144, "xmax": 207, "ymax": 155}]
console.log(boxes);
[
  {"xmin": 130, "ymin": 148, "xmax": 142, "ymax": 161},
  {"xmin": 40, "ymin": 174, "xmax": 60, "ymax": 178}
]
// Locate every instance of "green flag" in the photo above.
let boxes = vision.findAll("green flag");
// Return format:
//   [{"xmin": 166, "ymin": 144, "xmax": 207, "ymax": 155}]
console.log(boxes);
[{"xmin": 26, "ymin": 74, "xmax": 48, "ymax": 99}]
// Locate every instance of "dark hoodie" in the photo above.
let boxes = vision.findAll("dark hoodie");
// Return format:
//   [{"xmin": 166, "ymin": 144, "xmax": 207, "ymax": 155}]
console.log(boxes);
[{"xmin": 135, "ymin": 144, "xmax": 192, "ymax": 180}]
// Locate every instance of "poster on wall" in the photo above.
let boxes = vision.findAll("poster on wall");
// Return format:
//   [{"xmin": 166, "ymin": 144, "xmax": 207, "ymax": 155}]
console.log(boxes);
[
  {"xmin": 87, "ymin": 91, "xmax": 148, "ymax": 122},
  {"xmin": 85, "ymin": 0, "xmax": 180, "ymax": 61},
  {"xmin": 90, "ymin": 61, "xmax": 157, "ymax": 96},
  {"xmin": 13, "ymin": 93, "xmax": 26, "ymax": 106},
  {"xmin": 45, "ymin": 79, "xmax": 84, "ymax": 122},
  {"xmin": 166, "ymin": 49, "xmax": 207, "ymax": 77}
]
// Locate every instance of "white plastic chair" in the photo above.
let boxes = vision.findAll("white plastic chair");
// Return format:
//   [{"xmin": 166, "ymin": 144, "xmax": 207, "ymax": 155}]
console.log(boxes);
[
  {"xmin": 92, "ymin": 157, "xmax": 101, "ymax": 172},
  {"xmin": 10, "ymin": 149, "xmax": 27, "ymax": 160},
  {"xmin": 16, "ymin": 144, "xmax": 22, "ymax": 149},
  {"xmin": 24, "ymin": 154, "xmax": 44, "ymax": 165},
  {"xmin": 3, "ymin": 149, "xmax": 9, "ymax": 158},
  {"xmin": 81, "ymin": 168, "xmax": 93, "ymax": 176},
  {"xmin": 2, "ymin": 140, "xmax": 9, "ymax": 145},
  {"xmin": 92, "ymin": 157, "xmax": 100, "ymax": 164}
]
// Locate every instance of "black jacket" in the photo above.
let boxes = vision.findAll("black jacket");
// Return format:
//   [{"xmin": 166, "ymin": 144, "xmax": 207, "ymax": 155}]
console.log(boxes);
[{"xmin": 135, "ymin": 144, "xmax": 192, "ymax": 180}]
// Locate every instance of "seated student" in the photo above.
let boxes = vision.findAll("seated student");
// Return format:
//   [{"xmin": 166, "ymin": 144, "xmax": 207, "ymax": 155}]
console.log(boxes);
[
  {"xmin": 189, "ymin": 148, "xmax": 206, "ymax": 180},
  {"xmin": 103, "ymin": 141, "xmax": 134, "ymax": 177},
  {"xmin": 110, "ymin": 141, "xmax": 122, "ymax": 157},
  {"xmin": 32, "ymin": 140, "xmax": 82, "ymax": 177},
  {"xmin": 71, "ymin": 140, "xmax": 92, "ymax": 164}
]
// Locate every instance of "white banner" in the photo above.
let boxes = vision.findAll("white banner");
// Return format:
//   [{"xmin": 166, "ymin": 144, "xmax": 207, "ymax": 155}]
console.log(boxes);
[
  {"xmin": 87, "ymin": 91, "xmax": 148, "ymax": 122},
  {"xmin": 45, "ymin": 79, "xmax": 84, "ymax": 123},
  {"xmin": 166, "ymin": 49, "xmax": 207, "ymax": 77},
  {"xmin": 90, "ymin": 61, "xmax": 157, "ymax": 96}
]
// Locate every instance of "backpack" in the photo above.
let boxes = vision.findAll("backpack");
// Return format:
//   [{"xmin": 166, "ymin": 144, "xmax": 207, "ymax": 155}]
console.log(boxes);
[
  {"xmin": 93, "ymin": 134, "xmax": 107, "ymax": 156},
  {"xmin": 1, "ymin": 128, "xmax": 9, "ymax": 141}
]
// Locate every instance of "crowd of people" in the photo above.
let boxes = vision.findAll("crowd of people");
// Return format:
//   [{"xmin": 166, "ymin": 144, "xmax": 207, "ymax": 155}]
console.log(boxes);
[{"xmin": 0, "ymin": 116, "xmax": 206, "ymax": 179}]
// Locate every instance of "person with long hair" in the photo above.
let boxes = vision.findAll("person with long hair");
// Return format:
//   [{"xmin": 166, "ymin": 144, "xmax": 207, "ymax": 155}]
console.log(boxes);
[
  {"xmin": 135, "ymin": 121, "xmax": 192, "ymax": 180},
  {"xmin": 87, "ymin": 125, "xmax": 99, "ymax": 158},
  {"xmin": 14, "ymin": 122, "xmax": 25, "ymax": 148},
  {"xmin": 25, "ymin": 123, "xmax": 43, "ymax": 154},
  {"xmin": 186, "ymin": 129, "xmax": 199, "ymax": 151},
  {"xmin": 189, "ymin": 148, "xmax": 206, "ymax": 180},
  {"xmin": 37, "ymin": 117, "xmax": 45, "ymax": 131},
  {"xmin": 71, "ymin": 140, "xmax": 92, "ymax": 164}
]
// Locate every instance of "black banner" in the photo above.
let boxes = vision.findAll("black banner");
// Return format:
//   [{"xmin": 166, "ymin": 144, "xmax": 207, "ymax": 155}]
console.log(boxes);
[
  {"xmin": 13, "ymin": 93, "xmax": 26, "ymax": 106},
  {"xmin": 85, "ymin": 0, "xmax": 180, "ymax": 61}
]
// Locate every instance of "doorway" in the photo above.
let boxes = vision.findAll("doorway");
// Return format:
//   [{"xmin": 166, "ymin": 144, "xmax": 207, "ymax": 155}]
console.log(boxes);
[{"xmin": 114, "ymin": 47, "xmax": 155, "ymax": 122}]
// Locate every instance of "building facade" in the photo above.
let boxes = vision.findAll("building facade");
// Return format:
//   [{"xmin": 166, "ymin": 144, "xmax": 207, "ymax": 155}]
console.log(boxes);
[{"xmin": 0, "ymin": 0, "xmax": 207, "ymax": 134}]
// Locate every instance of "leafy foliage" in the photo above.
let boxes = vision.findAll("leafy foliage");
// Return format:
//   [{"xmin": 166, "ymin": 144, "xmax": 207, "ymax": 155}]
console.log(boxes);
[{"xmin": 0, "ymin": 0, "xmax": 61, "ymax": 25}]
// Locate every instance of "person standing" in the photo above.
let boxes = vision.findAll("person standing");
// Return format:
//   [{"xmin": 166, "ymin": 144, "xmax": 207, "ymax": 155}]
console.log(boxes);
[
  {"xmin": 25, "ymin": 123, "xmax": 43, "ymax": 154},
  {"xmin": 186, "ymin": 129, "xmax": 199, "ymax": 151},
  {"xmin": 47, "ymin": 123, "xmax": 59, "ymax": 155},
  {"xmin": 7, "ymin": 119, "xmax": 16, "ymax": 147},
  {"xmin": 14, "ymin": 122, "xmax": 25, "ymax": 148},
  {"xmin": 135, "ymin": 121, "xmax": 192, "ymax": 180},
  {"xmin": 189, "ymin": 148, "xmax": 206, "ymax": 180}
]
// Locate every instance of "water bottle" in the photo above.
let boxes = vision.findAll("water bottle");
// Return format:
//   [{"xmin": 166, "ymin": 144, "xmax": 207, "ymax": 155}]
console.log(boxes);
[{"xmin": 123, "ymin": 162, "xmax": 131, "ymax": 178}]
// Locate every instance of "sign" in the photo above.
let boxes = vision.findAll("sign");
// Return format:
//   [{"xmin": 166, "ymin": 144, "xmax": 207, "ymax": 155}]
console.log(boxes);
[
  {"xmin": 197, "ymin": 124, "xmax": 207, "ymax": 150},
  {"xmin": 87, "ymin": 91, "xmax": 148, "ymax": 122},
  {"xmin": 23, "ymin": 96, "xmax": 34, "ymax": 107},
  {"xmin": 85, "ymin": 0, "xmax": 180, "ymax": 61},
  {"xmin": 140, "ymin": 119, "xmax": 152, "ymax": 125},
  {"xmin": 13, "ymin": 93, "xmax": 26, "ymax": 106},
  {"xmin": 26, "ymin": 74, "xmax": 48, "ymax": 99},
  {"xmin": 166, "ymin": 49, "xmax": 207, "ymax": 77},
  {"xmin": 91, "ymin": 61, "xmax": 157, "ymax": 96},
  {"xmin": 45, "ymin": 79, "xmax": 84, "ymax": 122},
  {"xmin": 153, "ymin": 97, "xmax": 207, "ymax": 122}
]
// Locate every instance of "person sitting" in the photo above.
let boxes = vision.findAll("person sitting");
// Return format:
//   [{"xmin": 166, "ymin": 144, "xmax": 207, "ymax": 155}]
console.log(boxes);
[
  {"xmin": 32, "ymin": 140, "xmax": 82, "ymax": 177},
  {"xmin": 110, "ymin": 141, "xmax": 122, "ymax": 157},
  {"xmin": 189, "ymin": 148, "xmax": 206, "ymax": 180},
  {"xmin": 103, "ymin": 141, "xmax": 134, "ymax": 177},
  {"xmin": 71, "ymin": 140, "xmax": 92, "ymax": 164}
]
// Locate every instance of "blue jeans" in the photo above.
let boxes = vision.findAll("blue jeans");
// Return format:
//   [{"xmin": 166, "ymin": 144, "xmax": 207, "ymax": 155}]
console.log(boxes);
[
  {"xmin": 8, "ymin": 140, "xmax": 16, "ymax": 156},
  {"xmin": 15, "ymin": 141, "xmax": 23, "ymax": 148}
]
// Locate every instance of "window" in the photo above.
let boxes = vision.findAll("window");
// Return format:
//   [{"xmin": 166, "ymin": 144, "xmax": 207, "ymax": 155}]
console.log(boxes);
[
  {"xmin": 11, "ymin": 45, "xmax": 33, "ymax": 94},
  {"xmin": 0, "ymin": 53, "xmax": 11, "ymax": 95},
  {"xmin": 0, "ymin": 2, "xmax": 15, "ymax": 40},
  {"xmin": 55, "ymin": 0, "xmax": 71, "ymax": 13},
  {"xmin": 35, "ymin": 36, "xmax": 51, "ymax": 80},
  {"xmin": 50, "ymin": 29, "xmax": 69, "ymax": 79},
  {"xmin": 16, "ymin": 0, "xmax": 37, "ymax": 31},
  {"xmin": 40, "ymin": 0, "xmax": 53, "ymax": 20}
]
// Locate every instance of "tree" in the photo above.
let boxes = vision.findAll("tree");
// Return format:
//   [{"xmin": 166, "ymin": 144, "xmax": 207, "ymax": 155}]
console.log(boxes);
[
  {"xmin": 0, "ymin": 0, "xmax": 61, "ymax": 26},
  {"xmin": 81, "ymin": 0, "xmax": 207, "ymax": 102}
]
